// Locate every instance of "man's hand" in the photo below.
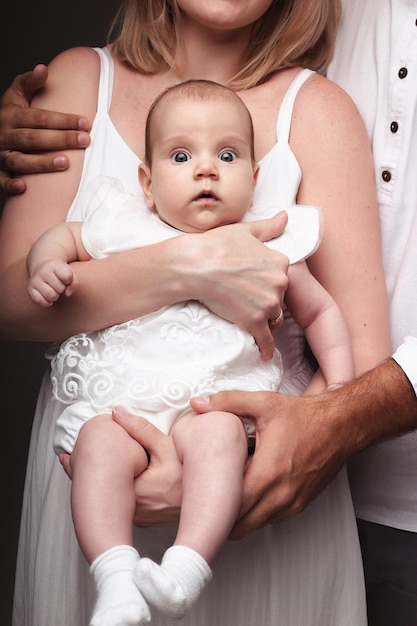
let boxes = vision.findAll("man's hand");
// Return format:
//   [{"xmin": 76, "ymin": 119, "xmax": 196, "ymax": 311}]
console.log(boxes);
[
  {"xmin": 192, "ymin": 356, "xmax": 417, "ymax": 539},
  {"xmin": 191, "ymin": 389, "xmax": 351, "ymax": 539},
  {"xmin": 0, "ymin": 64, "xmax": 91, "ymax": 194}
]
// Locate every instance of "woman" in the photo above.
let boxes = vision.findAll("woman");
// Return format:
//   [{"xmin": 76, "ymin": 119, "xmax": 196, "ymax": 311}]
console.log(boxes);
[{"xmin": 0, "ymin": 1, "xmax": 391, "ymax": 625}]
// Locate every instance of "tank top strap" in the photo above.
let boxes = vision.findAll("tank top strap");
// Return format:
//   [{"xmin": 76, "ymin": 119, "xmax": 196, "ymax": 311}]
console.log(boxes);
[
  {"xmin": 92, "ymin": 47, "xmax": 114, "ymax": 114},
  {"xmin": 276, "ymin": 68, "xmax": 315, "ymax": 143}
]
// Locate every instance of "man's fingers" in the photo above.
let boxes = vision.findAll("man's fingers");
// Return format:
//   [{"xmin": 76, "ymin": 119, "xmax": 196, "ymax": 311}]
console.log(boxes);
[
  {"xmin": 0, "ymin": 65, "xmax": 91, "ymax": 186},
  {"xmin": 0, "ymin": 66, "xmax": 47, "ymax": 108},
  {"xmin": 19, "ymin": 65, "xmax": 49, "ymax": 103},
  {"xmin": 0, "ymin": 169, "xmax": 26, "ymax": 194},
  {"xmin": 1, "ymin": 124, "xmax": 90, "ymax": 154},
  {"xmin": 191, "ymin": 389, "xmax": 259, "ymax": 419},
  {"xmin": 0, "ymin": 65, "xmax": 91, "ymax": 135},
  {"xmin": 3, "ymin": 105, "xmax": 91, "ymax": 133},
  {"xmin": 0, "ymin": 150, "xmax": 70, "ymax": 176},
  {"xmin": 231, "ymin": 500, "xmax": 272, "ymax": 540}
]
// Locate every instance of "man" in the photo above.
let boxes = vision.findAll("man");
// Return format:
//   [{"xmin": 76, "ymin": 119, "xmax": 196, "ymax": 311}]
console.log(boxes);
[{"xmin": 327, "ymin": 2, "xmax": 417, "ymax": 623}]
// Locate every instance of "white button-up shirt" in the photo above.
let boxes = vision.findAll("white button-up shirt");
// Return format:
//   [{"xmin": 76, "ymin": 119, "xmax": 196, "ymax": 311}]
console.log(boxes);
[{"xmin": 328, "ymin": 0, "xmax": 417, "ymax": 531}]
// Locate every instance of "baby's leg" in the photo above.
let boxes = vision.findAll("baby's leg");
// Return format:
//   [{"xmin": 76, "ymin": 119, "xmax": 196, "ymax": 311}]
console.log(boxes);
[
  {"xmin": 172, "ymin": 411, "xmax": 248, "ymax": 561},
  {"xmin": 71, "ymin": 413, "xmax": 148, "ymax": 561},
  {"xmin": 134, "ymin": 410, "xmax": 248, "ymax": 618},
  {"xmin": 71, "ymin": 414, "xmax": 151, "ymax": 626}
]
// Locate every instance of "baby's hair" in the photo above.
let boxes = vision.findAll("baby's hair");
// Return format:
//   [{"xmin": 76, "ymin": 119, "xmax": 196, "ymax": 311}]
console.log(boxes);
[{"xmin": 143, "ymin": 79, "xmax": 255, "ymax": 165}]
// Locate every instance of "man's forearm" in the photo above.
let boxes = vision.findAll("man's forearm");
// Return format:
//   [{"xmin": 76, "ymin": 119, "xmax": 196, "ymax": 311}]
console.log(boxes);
[{"xmin": 338, "ymin": 356, "xmax": 417, "ymax": 455}]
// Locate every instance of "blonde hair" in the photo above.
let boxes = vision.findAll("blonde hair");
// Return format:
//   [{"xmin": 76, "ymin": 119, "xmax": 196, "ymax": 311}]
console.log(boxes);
[
  {"xmin": 109, "ymin": 0, "xmax": 341, "ymax": 89},
  {"xmin": 143, "ymin": 79, "xmax": 256, "ymax": 165}
]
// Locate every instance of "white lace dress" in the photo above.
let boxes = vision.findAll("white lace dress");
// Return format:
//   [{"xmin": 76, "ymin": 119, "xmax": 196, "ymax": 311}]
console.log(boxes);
[{"xmin": 13, "ymin": 47, "xmax": 367, "ymax": 626}]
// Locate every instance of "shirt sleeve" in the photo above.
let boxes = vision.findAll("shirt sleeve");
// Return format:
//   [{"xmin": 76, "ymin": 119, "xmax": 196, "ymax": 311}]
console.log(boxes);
[{"xmin": 392, "ymin": 336, "xmax": 417, "ymax": 397}]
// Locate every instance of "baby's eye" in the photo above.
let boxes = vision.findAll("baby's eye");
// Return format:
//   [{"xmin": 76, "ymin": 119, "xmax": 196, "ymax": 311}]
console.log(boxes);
[
  {"xmin": 172, "ymin": 151, "xmax": 190, "ymax": 163},
  {"xmin": 219, "ymin": 150, "xmax": 237, "ymax": 163}
]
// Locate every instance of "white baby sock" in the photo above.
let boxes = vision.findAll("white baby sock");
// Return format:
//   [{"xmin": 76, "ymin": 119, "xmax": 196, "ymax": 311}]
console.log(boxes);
[
  {"xmin": 134, "ymin": 545, "xmax": 212, "ymax": 618},
  {"xmin": 89, "ymin": 545, "xmax": 151, "ymax": 626}
]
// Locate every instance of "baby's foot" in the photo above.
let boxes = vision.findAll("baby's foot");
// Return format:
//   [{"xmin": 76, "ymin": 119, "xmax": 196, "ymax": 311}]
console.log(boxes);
[
  {"xmin": 90, "ymin": 545, "xmax": 151, "ymax": 626},
  {"xmin": 134, "ymin": 545, "xmax": 212, "ymax": 619}
]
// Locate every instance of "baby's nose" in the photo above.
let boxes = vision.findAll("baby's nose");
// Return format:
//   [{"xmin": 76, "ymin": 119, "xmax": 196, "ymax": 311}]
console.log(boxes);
[{"xmin": 195, "ymin": 157, "xmax": 219, "ymax": 178}]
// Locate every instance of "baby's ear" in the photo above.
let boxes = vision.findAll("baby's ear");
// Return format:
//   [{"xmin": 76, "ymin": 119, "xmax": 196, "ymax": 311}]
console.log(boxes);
[{"xmin": 138, "ymin": 163, "xmax": 155, "ymax": 209}]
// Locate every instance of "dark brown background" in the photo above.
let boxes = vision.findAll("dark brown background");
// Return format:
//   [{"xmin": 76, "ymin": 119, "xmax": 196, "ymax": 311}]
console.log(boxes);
[{"xmin": 1, "ymin": 3, "xmax": 119, "ymax": 621}]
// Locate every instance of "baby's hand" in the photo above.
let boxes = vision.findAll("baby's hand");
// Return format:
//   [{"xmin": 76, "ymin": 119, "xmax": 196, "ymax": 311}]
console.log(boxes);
[{"xmin": 27, "ymin": 259, "xmax": 78, "ymax": 307}]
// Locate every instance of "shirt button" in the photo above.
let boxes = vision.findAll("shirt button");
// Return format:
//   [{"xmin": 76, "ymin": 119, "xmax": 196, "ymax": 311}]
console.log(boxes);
[
  {"xmin": 390, "ymin": 121, "xmax": 399, "ymax": 133},
  {"xmin": 398, "ymin": 67, "xmax": 408, "ymax": 79},
  {"xmin": 382, "ymin": 170, "xmax": 392, "ymax": 182}
]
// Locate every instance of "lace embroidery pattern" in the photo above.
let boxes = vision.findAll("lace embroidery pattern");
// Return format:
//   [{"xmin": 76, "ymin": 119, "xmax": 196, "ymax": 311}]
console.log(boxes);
[{"xmin": 48, "ymin": 302, "xmax": 282, "ymax": 415}]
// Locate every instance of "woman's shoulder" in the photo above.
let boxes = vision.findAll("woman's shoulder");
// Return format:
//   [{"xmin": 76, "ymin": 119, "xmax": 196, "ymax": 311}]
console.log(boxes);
[
  {"xmin": 295, "ymin": 71, "xmax": 364, "ymax": 127},
  {"xmin": 288, "ymin": 69, "xmax": 368, "ymax": 154},
  {"xmin": 32, "ymin": 46, "xmax": 102, "ymax": 118},
  {"xmin": 49, "ymin": 45, "xmax": 100, "ymax": 65},
  {"xmin": 253, "ymin": 67, "xmax": 360, "ymax": 118},
  {"xmin": 44, "ymin": 46, "xmax": 102, "ymax": 85}
]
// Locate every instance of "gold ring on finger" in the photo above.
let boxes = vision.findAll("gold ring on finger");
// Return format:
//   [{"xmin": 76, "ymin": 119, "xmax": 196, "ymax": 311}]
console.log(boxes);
[
  {"xmin": 268, "ymin": 309, "xmax": 284, "ymax": 327},
  {"xmin": 1, "ymin": 150, "xmax": 13, "ymax": 172}
]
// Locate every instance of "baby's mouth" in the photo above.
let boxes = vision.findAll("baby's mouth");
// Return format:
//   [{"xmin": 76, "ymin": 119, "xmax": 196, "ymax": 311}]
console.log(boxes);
[{"xmin": 194, "ymin": 191, "xmax": 218, "ymax": 202}]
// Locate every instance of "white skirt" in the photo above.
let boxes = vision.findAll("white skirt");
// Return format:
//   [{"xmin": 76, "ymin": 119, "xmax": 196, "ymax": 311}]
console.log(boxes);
[{"xmin": 13, "ymin": 332, "xmax": 366, "ymax": 626}]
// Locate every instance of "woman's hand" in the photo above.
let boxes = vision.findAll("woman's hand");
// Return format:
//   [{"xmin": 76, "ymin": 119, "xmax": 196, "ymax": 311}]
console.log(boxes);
[
  {"xmin": 112, "ymin": 407, "xmax": 183, "ymax": 527},
  {"xmin": 0, "ymin": 64, "xmax": 91, "ymax": 194},
  {"xmin": 180, "ymin": 212, "xmax": 289, "ymax": 360},
  {"xmin": 58, "ymin": 406, "xmax": 182, "ymax": 527}
]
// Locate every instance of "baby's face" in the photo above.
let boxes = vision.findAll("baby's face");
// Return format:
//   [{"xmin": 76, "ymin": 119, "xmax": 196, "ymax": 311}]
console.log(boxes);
[{"xmin": 140, "ymin": 96, "xmax": 258, "ymax": 233}]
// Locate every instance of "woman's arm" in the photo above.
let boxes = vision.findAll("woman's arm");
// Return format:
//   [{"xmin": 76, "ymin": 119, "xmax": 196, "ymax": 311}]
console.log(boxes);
[
  {"xmin": 0, "ymin": 64, "xmax": 90, "ymax": 194},
  {"xmin": 294, "ymin": 73, "xmax": 391, "ymax": 374},
  {"xmin": 0, "ymin": 47, "xmax": 289, "ymax": 358}
]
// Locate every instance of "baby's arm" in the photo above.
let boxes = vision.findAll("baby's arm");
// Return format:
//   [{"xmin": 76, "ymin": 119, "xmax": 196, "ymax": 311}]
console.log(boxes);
[
  {"xmin": 27, "ymin": 221, "xmax": 90, "ymax": 307},
  {"xmin": 285, "ymin": 261, "xmax": 355, "ymax": 391}
]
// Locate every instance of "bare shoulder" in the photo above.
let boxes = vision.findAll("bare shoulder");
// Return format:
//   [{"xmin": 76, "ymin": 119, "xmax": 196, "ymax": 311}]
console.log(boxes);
[
  {"xmin": 32, "ymin": 46, "xmax": 102, "ymax": 119},
  {"xmin": 284, "ymin": 71, "xmax": 372, "ymax": 184},
  {"xmin": 302, "ymin": 72, "xmax": 361, "ymax": 112},
  {"xmin": 292, "ymin": 72, "xmax": 366, "ymax": 142},
  {"xmin": 47, "ymin": 46, "xmax": 101, "ymax": 77}
]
